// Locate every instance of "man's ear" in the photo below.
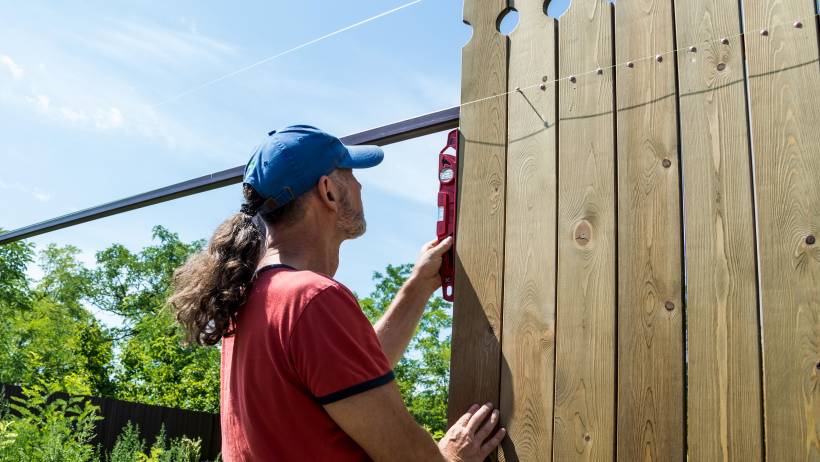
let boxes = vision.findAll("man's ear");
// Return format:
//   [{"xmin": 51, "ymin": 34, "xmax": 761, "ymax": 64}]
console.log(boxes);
[{"xmin": 315, "ymin": 175, "xmax": 339, "ymax": 212}]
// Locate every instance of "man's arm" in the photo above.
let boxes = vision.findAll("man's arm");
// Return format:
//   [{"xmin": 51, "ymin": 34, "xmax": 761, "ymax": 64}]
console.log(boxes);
[
  {"xmin": 374, "ymin": 237, "xmax": 452, "ymax": 366},
  {"xmin": 324, "ymin": 380, "xmax": 445, "ymax": 461},
  {"xmin": 324, "ymin": 381, "xmax": 506, "ymax": 462}
]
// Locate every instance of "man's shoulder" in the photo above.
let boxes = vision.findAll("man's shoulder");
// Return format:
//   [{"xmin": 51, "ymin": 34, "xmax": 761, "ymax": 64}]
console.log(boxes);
[{"xmin": 264, "ymin": 268, "xmax": 356, "ymax": 306}]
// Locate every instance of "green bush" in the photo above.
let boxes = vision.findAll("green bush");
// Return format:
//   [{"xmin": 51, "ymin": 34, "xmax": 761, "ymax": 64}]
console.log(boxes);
[
  {"xmin": 0, "ymin": 386, "xmax": 206, "ymax": 462},
  {"xmin": 0, "ymin": 384, "xmax": 100, "ymax": 462},
  {"xmin": 108, "ymin": 422, "xmax": 201, "ymax": 462}
]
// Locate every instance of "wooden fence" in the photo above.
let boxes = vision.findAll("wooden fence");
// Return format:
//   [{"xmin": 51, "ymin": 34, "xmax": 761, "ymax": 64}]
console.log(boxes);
[
  {"xmin": 447, "ymin": 0, "xmax": 820, "ymax": 460},
  {"xmin": 2, "ymin": 384, "xmax": 221, "ymax": 460}
]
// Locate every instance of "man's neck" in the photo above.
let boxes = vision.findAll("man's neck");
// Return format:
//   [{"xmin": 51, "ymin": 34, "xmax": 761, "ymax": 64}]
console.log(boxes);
[{"xmin": 258, "ymin": 224, "xmax": 342, "ymax": 278}]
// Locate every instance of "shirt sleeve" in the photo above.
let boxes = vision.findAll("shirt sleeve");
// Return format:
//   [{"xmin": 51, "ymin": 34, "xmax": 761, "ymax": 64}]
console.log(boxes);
[{"xmin": 287, "ymin": 285, "xmax": 394, "ymax": 405}]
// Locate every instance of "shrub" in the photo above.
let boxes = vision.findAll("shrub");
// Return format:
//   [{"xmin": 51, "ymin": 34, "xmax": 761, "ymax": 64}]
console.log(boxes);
[
  {"xmin": 108, "ymin": 422, "xmax": 201, "ymax": 462},
  {"xmin": 0, "ymin": 384, "xmax": 100, "ymax": 462}
]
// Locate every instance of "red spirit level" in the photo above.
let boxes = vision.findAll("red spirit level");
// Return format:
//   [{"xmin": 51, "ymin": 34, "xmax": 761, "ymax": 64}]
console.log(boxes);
[{"xmin": 437, "ymin": 129, "xmax": 458, "ymax": 302}]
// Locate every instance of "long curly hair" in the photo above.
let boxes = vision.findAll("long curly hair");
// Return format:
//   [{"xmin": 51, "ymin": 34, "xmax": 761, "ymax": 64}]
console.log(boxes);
[{"xmin": 169, "ymin": 184, "xmax": 304, "ymax": 346}]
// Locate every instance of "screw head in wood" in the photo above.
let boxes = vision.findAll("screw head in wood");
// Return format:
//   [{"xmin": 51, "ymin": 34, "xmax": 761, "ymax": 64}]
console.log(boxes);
[
  {"xmin": 721, "ymin": 37, "xmax": 730, "ymax": 45},
  {"xmin": 596, "ymin": 68, "xmax": 604, "ymax": 75},
  {"xmin": 542, "ymin": 75, "xmax": 549, "ymax": 82},
  {"xmin": 807, "ymin": 235, "xmax": 816, "ymax": 245},
  {"xmin": 689, "ymin": 46, "xmax": 697, "ymax": 53},
  {"xmin": 656, "ymin": 55, "xmax": 663, "ymax": 63},
  {"xmin": 539, "ymin": 83, "xmax": 547, "ymax": 91},
  {"xmin": 717, "ymin": 62, "xmax": 726, "ymax": 71},
  {"xmin": 627, "ymin": 61, "xmax": 635, "ymax": 68},
  {"xmin": 665, "ymin": 301, "xmax": 675, "ymax": 311},
  {"xmin": 662, "ymin": 159, "xmax": 672, "ymax": 168},
  {"xmin": 816, "ymin": 361, "xmax": 820, "ymax": 370},
  {"xmin": 569, "ymin": 75, "xmax": 577, "ymax": 83},
  {"xmin": 793, "ymin": 21, "xmax": 803, "ymax": 29},
  {"xmin": 760, "ymin": 29, "xmax": 769, "ymax": 36}
]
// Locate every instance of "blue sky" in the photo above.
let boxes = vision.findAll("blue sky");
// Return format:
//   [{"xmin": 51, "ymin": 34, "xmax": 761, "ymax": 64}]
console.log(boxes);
[{"xmin": 0, "ymin": 0, "xmax": 570, "ymax": 326}]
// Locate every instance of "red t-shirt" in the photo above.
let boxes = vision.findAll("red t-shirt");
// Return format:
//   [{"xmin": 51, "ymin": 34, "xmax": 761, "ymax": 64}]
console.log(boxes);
[{"xmin": 220, "ymin": 265, "xmax": 393, "ymax": 461}]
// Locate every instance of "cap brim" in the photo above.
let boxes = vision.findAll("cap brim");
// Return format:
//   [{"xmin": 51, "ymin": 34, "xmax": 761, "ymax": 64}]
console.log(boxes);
[{"xmin": 338, "ymin": 145, "xmax": 384, "ymax": 169}]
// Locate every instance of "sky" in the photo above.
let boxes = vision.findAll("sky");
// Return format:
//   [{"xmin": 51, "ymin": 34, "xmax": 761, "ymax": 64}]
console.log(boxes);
[{"xmin": 0, "ymin": 0, "xmax": 571, "ymax": 327}]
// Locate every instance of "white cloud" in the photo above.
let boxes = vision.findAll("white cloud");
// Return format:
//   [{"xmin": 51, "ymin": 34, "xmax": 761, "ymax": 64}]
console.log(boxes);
[
  {"xmin": 94, "ymin": 107, "xmax": 124, "ymax": 129},
  {"xmin": 86, "ymin": 19, "xmax": 236, "ymax": 69},
  {"xmin": 0, "ymin": 179, "xmax": 51, "ymax": 202},
  {"xmin": 1, "ymin": 55, "xmax": 24, "ymax": 79},
  {"xmin": 59, "ymin": 106, "xmax": 86, "ymax": 122},
  {"xmin": 35, "ymin": 93, "xmax": 50, "ymax": 109},
  {"xmin": 32, "ymin": 190, "xmax": 52, "ymax": 202}
]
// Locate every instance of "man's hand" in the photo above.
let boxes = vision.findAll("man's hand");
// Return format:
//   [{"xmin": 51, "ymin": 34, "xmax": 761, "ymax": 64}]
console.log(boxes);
[
  {"xmin": 438, "ymin": 403, "xmax": 507, "ymax": 462},
  {"xmin": 409, "ymin": 237, "xmax": 453, "ymax": 296}
]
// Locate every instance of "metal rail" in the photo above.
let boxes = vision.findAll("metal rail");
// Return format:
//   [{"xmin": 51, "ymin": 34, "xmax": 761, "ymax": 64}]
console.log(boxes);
[{"xmin": 0, "ymin": 106, "xmax": 460, "ymax": 245}]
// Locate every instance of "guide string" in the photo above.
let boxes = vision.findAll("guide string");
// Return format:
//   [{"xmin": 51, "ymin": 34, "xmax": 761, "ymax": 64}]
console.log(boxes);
[
  {"xmin": 154, "ymin": 0, "xmax": 425, "ymax": 107},
  {"xmin": 452, "ymin": 12, "xmax": 820, "ymax": 112}
]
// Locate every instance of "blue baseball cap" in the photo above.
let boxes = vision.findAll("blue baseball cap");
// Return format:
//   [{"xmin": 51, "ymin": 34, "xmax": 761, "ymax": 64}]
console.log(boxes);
[{"xmin": 243, "ymin": 125, "xmax": 384, "ymax": 210}]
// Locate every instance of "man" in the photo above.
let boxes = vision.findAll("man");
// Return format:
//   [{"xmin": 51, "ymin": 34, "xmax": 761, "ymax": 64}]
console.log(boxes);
[{"xmin": 170, "ymin": 125, "xmax": 505, "ymax": 461}]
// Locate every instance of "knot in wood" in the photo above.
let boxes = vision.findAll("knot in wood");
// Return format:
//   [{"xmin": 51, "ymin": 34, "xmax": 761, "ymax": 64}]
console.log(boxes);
[
  {"xmin": 574, "ymin": 221, "xmax": 592, "ymax": 247},
  {"xmin": 584, "ymin": 434, "xmax": 592, "ymax": 442}
]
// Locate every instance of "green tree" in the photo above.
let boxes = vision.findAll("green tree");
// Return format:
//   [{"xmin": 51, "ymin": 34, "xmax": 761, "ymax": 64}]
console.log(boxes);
[
  {"xmin": 87, "ymin": 226, "xmax": 219, "ymax": 412},
  {"xmin": 0, "ymin": 233, "xmax": 35, "ymax": 384},
  {"xmin": 0, "ymin": 230, "xmax": 34, "ymax": 309},
  {"xmin": 359, "ymin": 264, "xmax": 452, "ymax": 438},
  {"xmin": 0, "ymin": 242, "xmax": 114, "ymax": 397}
]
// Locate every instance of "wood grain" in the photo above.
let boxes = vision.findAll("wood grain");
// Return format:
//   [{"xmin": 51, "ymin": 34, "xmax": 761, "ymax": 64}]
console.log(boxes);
[
  {"xmin": 614, "ymin": 0, "xmax": 685, "ymax": 459},
  {"xmin": 448, "ymin": 0, "xmax": 509, "ymax": 431},
  {"xmin": 673, "ymin": 1, "xmax": 765, "ymax": 460},
  {"xmin": 498, "ymin": 0, "xmax": 556, "ymax": 460},
  {"xmin": 553, "ymin": 1, "xmax": 616, "ymax": 461},
  {"xmin": 742, "ymin": 0, "xmax": 820, "ymax": 459}
]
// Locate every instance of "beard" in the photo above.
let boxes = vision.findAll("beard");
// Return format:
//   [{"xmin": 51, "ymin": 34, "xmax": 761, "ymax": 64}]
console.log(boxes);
[{"xmin": 337, "ymin": 191, "xmax": 366, "ymax": 239}]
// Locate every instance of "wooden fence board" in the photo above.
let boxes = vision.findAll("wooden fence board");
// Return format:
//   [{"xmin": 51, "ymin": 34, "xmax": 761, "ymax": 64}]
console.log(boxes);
[
  {"xmin": 553, "ymin": 1, "xmax": 616, "ymax": 460},
  {"xmin": 742, "ymin": 0, "xmax": 820, "ymax": 459},
  {"xmin": 499, "ymin": 1, "xmax": 556, "ymax": 460},
  {"xmin": 448, "ymin": 0, "xmax": 509, "ymax": 428},
  {"xmin": 673, "ymin": 1, "xmax": 765, "ymax": 460},
  {"xmin": 614, "ymin": 0, "xmax": 685, "ymax": 459}
]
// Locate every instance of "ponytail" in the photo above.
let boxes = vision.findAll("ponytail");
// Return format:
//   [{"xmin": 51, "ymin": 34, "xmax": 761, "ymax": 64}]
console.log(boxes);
[
  {"xmin": 170, "ymin": 185, "xmax": 265, "ymax": 346},
  {"xmin": 170, "ymin": 184, "xmax": 307, "ymax": 346}
]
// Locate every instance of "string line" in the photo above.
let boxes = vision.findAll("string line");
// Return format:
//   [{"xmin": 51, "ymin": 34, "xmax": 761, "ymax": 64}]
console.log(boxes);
[
  {"xmin": 154, "ymin": 0, "xmax": 424, "ymax": 107},
  {"xmin": 453, "ymin": 12, "xmax": 820, "ymax": 112}
]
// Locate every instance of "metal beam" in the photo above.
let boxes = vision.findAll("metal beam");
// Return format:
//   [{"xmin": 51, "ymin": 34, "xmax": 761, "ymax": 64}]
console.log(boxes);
[{"xmin": 0, "ymin": 106, "xmax": 459, "ymax": 245}]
